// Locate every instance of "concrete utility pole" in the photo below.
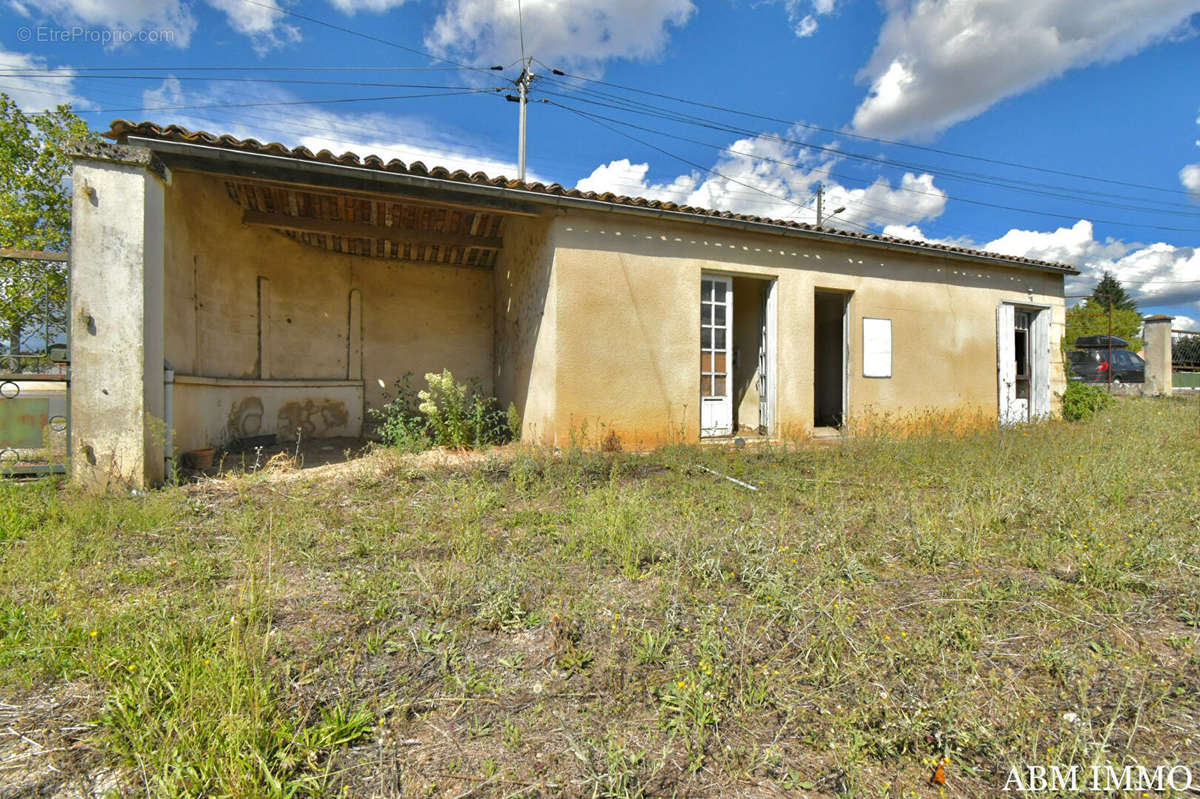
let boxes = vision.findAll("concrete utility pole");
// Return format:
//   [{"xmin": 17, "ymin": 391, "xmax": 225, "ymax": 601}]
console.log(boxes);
[
  {"xmin": 517, "ymin": 60, "xmax": 532, "ymax": 181},
  {"xmin": 815, "ymin": 183, "xmax": 823, "ymax": 226}
]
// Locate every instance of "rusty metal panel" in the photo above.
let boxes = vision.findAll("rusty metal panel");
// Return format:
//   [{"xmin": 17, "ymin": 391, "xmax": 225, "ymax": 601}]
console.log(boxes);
[{"xmin": 0, "ymin": 397, "xmax": 50, "ymax": 449}]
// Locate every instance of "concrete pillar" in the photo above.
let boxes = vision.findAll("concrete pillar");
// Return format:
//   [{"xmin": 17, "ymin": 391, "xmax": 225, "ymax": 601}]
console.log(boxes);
[
  {"xmin": 69, "ymin": 142, "xmax": 170, "ymax": 489},
  {"xmin": 1142, "ymin": 314, "xmax": 1173, "ymax": 397}
]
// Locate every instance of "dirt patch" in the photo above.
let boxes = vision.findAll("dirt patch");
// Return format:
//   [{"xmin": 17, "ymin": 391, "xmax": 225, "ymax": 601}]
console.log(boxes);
[{"xmin": 0, "ymin": 682, "xmax": 116, "ymax": 799}]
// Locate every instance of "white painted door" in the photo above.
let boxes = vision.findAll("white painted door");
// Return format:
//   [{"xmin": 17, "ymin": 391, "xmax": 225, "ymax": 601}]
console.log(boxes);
[
  {"xmin": 757, "ymin": 280, "xmax": 776, "ymax": 434},
  {"xmin": 996, "ymin": 303, "xmax": 1020, "ymax": 425},
  {"xmin": 701, "ymin": 275, "xmax": 733, "ymax": 436},
  {"xmin": 1030, "ymin": 309, "xmax": 1051, "ymax": 420}
]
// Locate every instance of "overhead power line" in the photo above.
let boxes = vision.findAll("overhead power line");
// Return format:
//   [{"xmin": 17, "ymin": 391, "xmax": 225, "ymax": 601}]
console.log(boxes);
[
  {"xmin": 0, "ymin": 72, "xmax": 488, "ymax": 90},
  {"xmin": 537, "ymin": 79, "xmax": 1200, "ymax": 215},
  {"xmin": 543, "ymin": 66, "xmax": 1197, "ymax": 200},
  {"xmin": 233, "ymin": 0, "xmax": 475, "ymax": 70},
  {"xmin": 90, "ymin": 90, "xmax": 500, "ymax": 115},
  {"xmin": 547, "ymin": 99, "xmax": 1200, "ymax": 234}
]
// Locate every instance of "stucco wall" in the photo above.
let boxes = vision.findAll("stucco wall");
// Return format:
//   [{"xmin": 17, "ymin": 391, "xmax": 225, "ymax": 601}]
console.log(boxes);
[
  {"xmin": 172, "ymin": 376, "xmax": 362, "ymax": 453},
  {"xmin": 493, "ymin": 214, "xmax": 555, "ymax": 440},
  {"xmin": 161, "ymin": 170, "xmax": 494, "ymax": 444},
  {"xmin": 536, "ymin": 213, "xmax": 1066, "ymax": 446}
]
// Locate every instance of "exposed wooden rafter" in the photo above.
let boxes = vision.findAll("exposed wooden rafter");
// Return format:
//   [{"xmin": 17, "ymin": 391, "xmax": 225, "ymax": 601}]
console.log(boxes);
[{"xmin": 241, "ymin": 209, "xmax": 504, "ymax": 251}]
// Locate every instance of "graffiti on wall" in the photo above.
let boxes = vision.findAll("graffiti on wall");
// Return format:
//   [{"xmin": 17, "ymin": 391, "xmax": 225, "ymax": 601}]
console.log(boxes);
[
  {"xmin": 277, "ymin": 399, "xmax": 349, "ymax": 440},
  {"xmin": 227, "ymin": 396, "xmax": 265, "ymax": 439}
]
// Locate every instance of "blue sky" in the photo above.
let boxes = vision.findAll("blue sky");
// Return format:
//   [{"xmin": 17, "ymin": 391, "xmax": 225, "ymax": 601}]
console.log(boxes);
[{"xmin": 4, "ymin": 0, "xmax": 1200, "ymax": 326}]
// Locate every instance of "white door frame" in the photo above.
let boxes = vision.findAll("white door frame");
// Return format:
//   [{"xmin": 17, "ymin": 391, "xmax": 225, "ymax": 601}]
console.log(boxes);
[
  {"xmin": 700, "ymin": 274, "xmax": 734, "ymax": 437},
  {"xmin": 998, "ymin": 301, "xmax": 1051, "ymax": 424},
  {"xmin": 757, "ymin": 278, "xmax": 777, "ymax": 435}
]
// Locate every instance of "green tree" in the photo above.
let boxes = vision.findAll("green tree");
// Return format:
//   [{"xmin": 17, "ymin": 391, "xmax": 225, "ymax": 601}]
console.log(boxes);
[
  {"xmin": 1090, "ymin": 271, "xmax": 1138, "ymax": 311},
  {"xmin": 0, "ymin": 94, "xmax": 94, "ymax": 361},
  {"xmin": 1063, "ymin": 301, "xmax": 1144, "ymax": 352}
]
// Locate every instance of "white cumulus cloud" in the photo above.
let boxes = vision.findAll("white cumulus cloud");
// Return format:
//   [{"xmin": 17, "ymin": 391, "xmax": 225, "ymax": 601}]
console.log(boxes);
[
  {"xmin": 895, "ymin": 218, "xmax": 1200, "ymax": 315},
  {"xmin": 574, "ymin": 128, "xmax": 947, "ymax": 230},
  {"xmin": 852, "ymin": 0, "xmax": 1200, "ymax": 139},
  {"xmin": 25, "ymin": 0, "xmax": 197, "ymax": 46},
  {"xmin": 326, "ymin": 0, "xmax": 409, "ymax": 12},
  {"xmin": 576, "ymin": 159, "xmax": 697, "ymax": 202},
  {"xmin": 1183, "ymin": 162, "xmax": 1200, "ymax": 198},
  {"xmin": 783, "ymin": 0, "xmax": 842, "ymax": 38},
  {"xmin": 0, "ymin": 48, "xmax": 84, "ymax": 111},
  {"xmin": 425, "ymin": 0, "xmax": 696, "ymax": 71},
  {"xmin": 135, "ymin": 77, "xmax": 533, "ymax": 180},
  {"xmin": 24, "ymin": 0, "xmax": 304, "ymax": 51}
]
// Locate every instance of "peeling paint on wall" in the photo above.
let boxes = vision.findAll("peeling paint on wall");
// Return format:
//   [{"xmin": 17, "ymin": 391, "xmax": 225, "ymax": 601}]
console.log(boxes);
[
  {"xmin": 277, "ymin": 399, "xmax": 350, "ymax": 441},
  {"xmin": 227, "ymin": 396, "xmax": 265, "ymax": 439}
]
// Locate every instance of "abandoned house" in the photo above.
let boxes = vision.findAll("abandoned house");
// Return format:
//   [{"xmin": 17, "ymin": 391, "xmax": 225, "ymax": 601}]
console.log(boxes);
[{"xmin": 68, "ymin": 121, "xmax": 1076, "ymax": 486}]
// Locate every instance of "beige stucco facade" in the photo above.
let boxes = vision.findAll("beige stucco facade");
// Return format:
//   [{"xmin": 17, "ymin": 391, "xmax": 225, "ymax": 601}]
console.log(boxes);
[
  {"xmin": 69, "ymin": 137, "xmax": 1070, "ymax": 486},
  {"xmin": 529, "ymin": 213, "xmax": 1066, "ymax": 446}
]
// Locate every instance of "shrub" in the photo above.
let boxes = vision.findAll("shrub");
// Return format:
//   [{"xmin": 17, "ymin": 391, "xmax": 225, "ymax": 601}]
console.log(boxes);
[
  {"xmin": 371, "ymin": 370, "xmax": 519, "ymax": 451},
  {"xmin": 367, "ymin": 373, "xmax": 429, "ymax": 452},
  {"xmin": 1060, "ymin": 381, "xmax": 1113, "ymax": 421}
]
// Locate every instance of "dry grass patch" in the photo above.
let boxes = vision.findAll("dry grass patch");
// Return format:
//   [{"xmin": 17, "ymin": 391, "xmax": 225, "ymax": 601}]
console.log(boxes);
[{"xmin": 0, "ymin": 397, "xmax": 1197, "ymax": 797}]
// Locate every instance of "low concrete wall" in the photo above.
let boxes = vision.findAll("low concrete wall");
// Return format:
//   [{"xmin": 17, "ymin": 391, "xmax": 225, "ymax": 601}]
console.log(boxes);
[{"xmin": 172, "ymin": 375, "xmax": 363, "ymax": 453}]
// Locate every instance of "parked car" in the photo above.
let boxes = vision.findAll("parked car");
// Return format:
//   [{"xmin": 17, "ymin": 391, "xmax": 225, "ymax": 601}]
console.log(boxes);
[{"xmin": 1066, "ymin": 335, "xmax": 1144, "ymax": 383}]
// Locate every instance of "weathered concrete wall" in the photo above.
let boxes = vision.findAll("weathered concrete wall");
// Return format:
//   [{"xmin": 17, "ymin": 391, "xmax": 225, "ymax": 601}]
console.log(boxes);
[
  {"xmin": 69, "ymin": 149, "xmax": 167, "ymax": 488},
  {"xmin": 161, "ymin": 170, "xmax": 494, "ymax": 444},
  {"xmin": 1142, "ymin": 315, "xmax": 1173, "ymax": 396},
  {"xmin": 172, "ymin": 376, "xmax": 362, "ymax": 452},
  {"xmin": 535, "ymin": 213, "xmax": 1067, "ymax": 446},
  {"xmin": 493, "ymin": 214, "xmax": 556, "ymax": 440}
]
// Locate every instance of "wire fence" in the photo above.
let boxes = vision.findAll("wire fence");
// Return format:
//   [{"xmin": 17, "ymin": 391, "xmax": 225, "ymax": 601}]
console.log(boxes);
[{"xmin": 1174, "ymin": 329, "xmax": 1200, "ymax": 373}]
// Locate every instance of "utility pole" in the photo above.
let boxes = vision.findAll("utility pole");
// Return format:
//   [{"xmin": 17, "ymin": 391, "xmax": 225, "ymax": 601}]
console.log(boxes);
[
  {"xmin": 503, "ymin": 60, "xmax": 535, "ymax": 180},
  {"xmin": 815, "ymin": 183, "xmax": 823, "ymax": 227},
  {"xmin": 517, "ymin": 60, "xmax": 532, "ymax": 181}
]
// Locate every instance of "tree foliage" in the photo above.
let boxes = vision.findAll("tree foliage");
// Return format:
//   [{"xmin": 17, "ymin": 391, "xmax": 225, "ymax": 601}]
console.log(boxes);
[
  {"xmin": 0, "ymin": 94, "xmax": 94, "ymax": 358},
  {"xmin": 1063, "ymin": 301, "xmax": 1144, "ymax": 353},
  {"xmin": 1089, "ymin": 271, "xmax": 1138, "ymax": 312}
]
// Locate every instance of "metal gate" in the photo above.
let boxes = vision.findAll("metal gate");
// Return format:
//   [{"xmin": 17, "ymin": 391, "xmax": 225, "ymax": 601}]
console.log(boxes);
[{"xmin": 1, "ymin": 249, "xmax": 69, "ymax": 476}]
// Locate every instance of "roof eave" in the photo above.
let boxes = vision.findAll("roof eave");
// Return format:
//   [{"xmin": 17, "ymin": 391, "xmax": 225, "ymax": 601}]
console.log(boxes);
[{"xmin": 124, "ymin": 135, "xmax": 1080, "ymax": 277}]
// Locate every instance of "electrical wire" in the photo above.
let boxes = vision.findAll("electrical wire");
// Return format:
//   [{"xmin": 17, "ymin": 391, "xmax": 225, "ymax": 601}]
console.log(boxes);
[
  {"xmin": 549, "ymin": 101, "xmax": 859, "ymax": 229},
  {"xmin": 545, "ymin": 98, "xmax": 1200, "ymax": 234},
  {"xmin": 0, "ymin": 73, "xmax": 491, "ymax": 90},
  {"xmin": 538, "ymin": 79, "xmax": 1200, "ymax": 216},
  {"xmin": 232, "ymin": 0, "xmax": 476, "ymax": 70},
  {"xmin": 543, "ymin": 65, "xmax": 1199, "ymax": 199},
  {"xmin": 88, "ymin": 90, "xmax": 502, "ymax": 114}
]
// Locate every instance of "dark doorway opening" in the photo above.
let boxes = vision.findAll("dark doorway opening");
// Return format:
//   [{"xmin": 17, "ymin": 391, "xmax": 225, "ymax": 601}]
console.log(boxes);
[{"xmin": 814, "ymin": 291, "xmax": 848, "ymax": 428}]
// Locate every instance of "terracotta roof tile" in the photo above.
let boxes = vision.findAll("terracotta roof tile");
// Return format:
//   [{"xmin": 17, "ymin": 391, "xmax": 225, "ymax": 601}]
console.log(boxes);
[{"xmin": 103, "ymin": 120, "xmax": 1080, "ymax": 274}]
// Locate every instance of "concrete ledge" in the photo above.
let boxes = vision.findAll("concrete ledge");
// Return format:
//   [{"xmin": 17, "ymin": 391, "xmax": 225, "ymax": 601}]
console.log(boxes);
[
  {"xmin": 174, "ymin": 375, "xmax": 362, "ymax": 388},
  {"xmin": 172, "ymin": 378, "xmax": 363, "ymax": 452},
  {"xmin": 69, "ymin": 140, "xmax": 170, "ymax": 184}
]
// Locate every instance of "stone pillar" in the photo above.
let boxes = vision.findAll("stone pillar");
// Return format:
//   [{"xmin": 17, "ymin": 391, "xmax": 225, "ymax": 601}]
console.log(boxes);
[
  {"xmin": 69, "ymin": 142, "xmax": 170, "ymax": 489},
  {"xmin": 1142, "ymin": 314, "xmax": 1173, "ymax": 397}
]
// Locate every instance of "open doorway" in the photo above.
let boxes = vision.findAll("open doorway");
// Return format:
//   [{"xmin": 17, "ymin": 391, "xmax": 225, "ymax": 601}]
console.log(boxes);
[
  {"xmin": 701, "ymin": 274, "xmax": 775, "ymax": 437},
  {"xmin": 814, "ymin": 290, "xmax": 849, "ymax": 428},
  {"xmin": 997, "ymin": 303, "xmax": 1050, "ymax": 424}
]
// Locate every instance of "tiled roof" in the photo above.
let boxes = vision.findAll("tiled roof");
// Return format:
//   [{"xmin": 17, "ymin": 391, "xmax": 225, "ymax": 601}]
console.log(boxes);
[{"xmin": 105, "ymin": 120, "xmax": 1080, "ymax": 275}]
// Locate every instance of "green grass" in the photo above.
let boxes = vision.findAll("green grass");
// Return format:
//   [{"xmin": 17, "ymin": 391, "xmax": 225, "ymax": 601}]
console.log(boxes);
[{"xmin": 1, "ymin": 396, "xmax": 1198, "ymax": 797}]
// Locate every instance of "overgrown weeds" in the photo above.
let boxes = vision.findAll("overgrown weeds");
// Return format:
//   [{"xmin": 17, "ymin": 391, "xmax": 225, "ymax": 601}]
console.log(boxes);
[
  {"xmin": 0, "ymin": 397, "xmax": 1197, "ymax": 796},
  {"xmin": 370, "ymin": 370, "xmax": 520, "ymax": 451}
]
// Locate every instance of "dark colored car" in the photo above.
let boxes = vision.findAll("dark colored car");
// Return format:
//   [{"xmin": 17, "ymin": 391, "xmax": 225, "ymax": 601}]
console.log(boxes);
[{"xmin": 1066, "ymin": 336, "xmax": 1144, "ymax": 383}]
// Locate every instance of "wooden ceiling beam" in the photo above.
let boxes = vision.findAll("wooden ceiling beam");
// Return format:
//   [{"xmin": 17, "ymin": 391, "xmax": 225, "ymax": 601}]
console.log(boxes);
[{"xmin": 242, "ymin": 209, "xmax": 504, "ymax": 251}]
